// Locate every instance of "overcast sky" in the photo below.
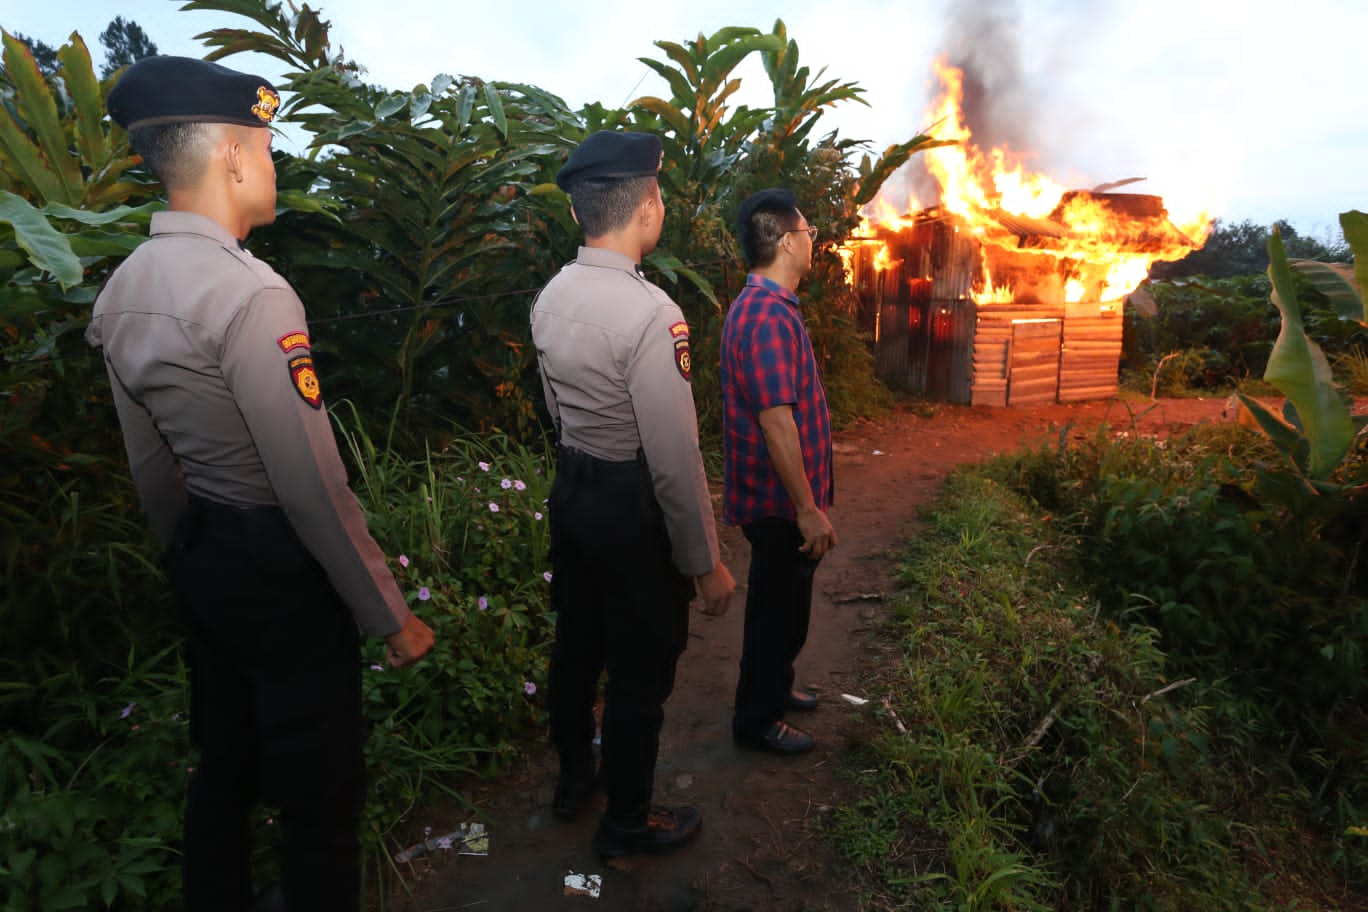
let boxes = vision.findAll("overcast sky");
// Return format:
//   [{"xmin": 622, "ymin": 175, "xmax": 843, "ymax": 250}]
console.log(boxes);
[{"xmin": 7, "ymin": 0, "xmax": 1366, "ymax": 237}]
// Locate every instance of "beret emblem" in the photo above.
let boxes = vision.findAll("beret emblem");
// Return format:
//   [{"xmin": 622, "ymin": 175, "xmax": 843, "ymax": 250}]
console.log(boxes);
[{"xmin": 252, "ymin": 86, "xmax": 280, "ymax": 124}]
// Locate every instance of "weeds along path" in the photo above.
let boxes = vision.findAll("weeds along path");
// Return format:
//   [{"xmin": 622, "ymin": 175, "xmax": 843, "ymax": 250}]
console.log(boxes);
[{"xmin": 390, "ymin": 396, "xmax": 1228, "ymax": 912}]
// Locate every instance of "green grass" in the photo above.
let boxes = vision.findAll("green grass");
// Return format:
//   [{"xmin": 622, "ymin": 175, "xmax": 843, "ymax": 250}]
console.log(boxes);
[{"xmin": 833, "ymin": 422, "xmax": 1367, "ymax": 910}]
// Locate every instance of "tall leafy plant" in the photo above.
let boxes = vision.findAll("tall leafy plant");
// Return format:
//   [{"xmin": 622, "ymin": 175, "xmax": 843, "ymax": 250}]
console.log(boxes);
[
  {"xmin": 186, "ymin": 0, "xmax": 579, "ymax": 439},
  {"xmin": 631, "ymin": 26, "xmax": 781, "ymax": 204},
  {"xmin": 0, "ymin": 29, "xmax": 170, "ymax": 696},
  {"xmin": 751, "ymin": 19, "xmax": 954, "ymax": 208}
]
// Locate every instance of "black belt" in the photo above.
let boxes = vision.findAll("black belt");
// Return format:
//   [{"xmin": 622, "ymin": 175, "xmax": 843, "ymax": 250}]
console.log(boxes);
[
  {"xmin": 182, "ymin": 492, "xmax": 289, "ymax": 539},
  {"xmin": 556, "ymin": 443, "xmax": 648, "ymax": 482}
]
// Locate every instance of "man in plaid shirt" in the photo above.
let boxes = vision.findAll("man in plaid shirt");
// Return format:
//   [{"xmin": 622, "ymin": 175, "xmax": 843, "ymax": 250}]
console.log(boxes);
[{"xmin": 721, "ymin": 188, "xmax": 836, "ymax": 756}]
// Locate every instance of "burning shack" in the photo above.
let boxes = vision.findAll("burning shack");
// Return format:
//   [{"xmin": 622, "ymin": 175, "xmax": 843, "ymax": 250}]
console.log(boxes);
[
  {"xmin": 845, "ymin": 190, "xmax": 1199, "ymax": 406},
  {"xmin": 843, "ymin": 59, "xmax": 1211, "ymax": 406}
]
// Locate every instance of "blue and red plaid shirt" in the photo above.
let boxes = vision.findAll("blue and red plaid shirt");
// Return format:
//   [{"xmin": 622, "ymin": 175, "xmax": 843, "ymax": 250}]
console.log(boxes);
[{"xmin": 720, "ymin": 273, "xmax": 833, "ymax": 526}]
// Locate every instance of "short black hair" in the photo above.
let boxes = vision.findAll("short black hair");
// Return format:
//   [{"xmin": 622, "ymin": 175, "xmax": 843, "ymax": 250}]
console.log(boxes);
[
  {"xmin": 736, "ymin": 188, "xmax": 801, "ymax": 269},
  {"xmin": 568, "ymin": 175, "xmax": 656, "ymax": 238},
  {"xmin": 128, "ymin": 122, "xmax": 214, "ymax": 190}
]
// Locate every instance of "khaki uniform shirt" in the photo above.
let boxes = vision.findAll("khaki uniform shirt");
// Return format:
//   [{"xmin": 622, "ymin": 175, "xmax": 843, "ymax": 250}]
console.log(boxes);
[
  {"xmin": 531, "ymin": 246, "xmax": 719, "ymax": 577},
  {"xmin": 86, "ymin": 211, "xmax": 410, "ymax": 638}
]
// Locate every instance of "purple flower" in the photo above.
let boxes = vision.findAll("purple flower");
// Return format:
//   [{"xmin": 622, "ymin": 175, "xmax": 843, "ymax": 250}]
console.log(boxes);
[
  {"xmin": 500, "ymin": 478, "xmax": 512, "ymax": 490},
  {"xmin": 534, "ymin": 512, "xmax": 543, "ymax": 521},
  {"xmin": 543, "ymin": 571, "xmax": 553, "ymax": 583},
  {"xmin": 478, "ymin": 461, "xmax": 490, "ymax": 472},
  {"xmin": 120, "ymin": 702, "xmax": 136, "ymax": 719},
  {"xmin": 398, "ymin": 554, "xmax": 410, "ymax": 568},
  {"xmin": 418, "ymin": 587, "xmax": 431, "ymax": 601},
  {"xmin": 370, "ymin": 664, "xmax": 384, "ymax": 672},
  {"xmin": 513, "ymin": 479, "xmax": 527, "ymax": 491},
  {"xmin": 477, "ymin": 596, "xmax": 489, "ymax": 611},
  {"xmin": 488, "ymin": 502, "xmax": 500, "ymax": 513},
  {"xmin": 524, "ymin": 681, "xmax": 537, "ymax": 696}
]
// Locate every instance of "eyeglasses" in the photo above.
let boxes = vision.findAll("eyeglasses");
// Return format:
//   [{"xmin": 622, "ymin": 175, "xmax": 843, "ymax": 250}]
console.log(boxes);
[{"xmin": 785, "ymin": 226, "xmax": 818, "ymax": 241}]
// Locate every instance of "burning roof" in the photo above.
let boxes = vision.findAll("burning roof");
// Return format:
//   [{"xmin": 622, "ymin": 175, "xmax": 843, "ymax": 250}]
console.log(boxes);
[{"xmin": 847, "ymin": 59, "xmax": 1213, "ymax": 307}]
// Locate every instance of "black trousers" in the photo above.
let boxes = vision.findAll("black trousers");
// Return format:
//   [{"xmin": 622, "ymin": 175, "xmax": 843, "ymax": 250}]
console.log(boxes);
[
  {"xmin": 167, "ymin": 494, "xmax": 364, "ymax": 912},
  {"xmin": 732, "ymin": 517, "xmax": 820, "ymax": 738},
  {"xmin": 546, "ymin": 446, "xmax": 692, "ymax": 825}
]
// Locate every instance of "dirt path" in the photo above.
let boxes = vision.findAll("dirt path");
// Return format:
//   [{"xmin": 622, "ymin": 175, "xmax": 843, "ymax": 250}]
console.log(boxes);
[{"xmin": 386, "ymin": 396, "xmax": 1229, "ymax": 912}]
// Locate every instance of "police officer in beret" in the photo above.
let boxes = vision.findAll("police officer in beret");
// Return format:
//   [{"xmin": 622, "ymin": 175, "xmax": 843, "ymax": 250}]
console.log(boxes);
[
  {"xmin": 86, "ymin": 56, "xmax": 435, "ymax": 910},
  {"xmin": 531, "ymin": 130, "xmax": 736, "ymax": 858}
]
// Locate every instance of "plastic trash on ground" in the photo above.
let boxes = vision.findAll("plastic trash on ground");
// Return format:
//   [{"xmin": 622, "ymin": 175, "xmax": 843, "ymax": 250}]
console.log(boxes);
[
  {"xmin": 393, "ymin": 822, "xmax": 489, "ymax": 863},
  {"xmin": 840, "ymin": 693, "xmax": 869, "ymax": 706}
]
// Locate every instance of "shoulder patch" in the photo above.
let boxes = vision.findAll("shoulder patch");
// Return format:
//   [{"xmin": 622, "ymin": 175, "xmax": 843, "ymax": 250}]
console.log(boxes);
[
  {"xmin": 668, "ymin": 320, "xmax": 689, "ymax": 339},
  {"xmin": 288, "ymin": 354, "xmax": 323, "ymax": 409},
  {"xmin": 674, "ymin": 336, "xmax": 692, "ymax": 382},
  {"xmin": 278, "ymin": 330, "xmax": 310, "ymax": 354}
]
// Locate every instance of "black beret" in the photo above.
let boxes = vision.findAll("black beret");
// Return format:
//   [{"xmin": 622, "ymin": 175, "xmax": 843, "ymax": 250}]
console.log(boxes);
[
  {"xmin": 107, "ymin": 56, "xmax": 280, "ymax": 131},
  {"xmin": 556, "ymin": 131, "xmax": 662, "ymax": 191}
]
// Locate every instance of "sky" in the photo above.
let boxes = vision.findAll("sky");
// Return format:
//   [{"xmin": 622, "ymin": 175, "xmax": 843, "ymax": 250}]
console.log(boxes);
[{"xmin": 6, "ymin": 0, "xmax": 1367, "ymax": 238}]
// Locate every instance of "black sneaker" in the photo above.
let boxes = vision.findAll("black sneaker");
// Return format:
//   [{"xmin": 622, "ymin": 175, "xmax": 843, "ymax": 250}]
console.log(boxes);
[
  {"xmin": 593, "ymin": 805, "xmax": 702, "ymax": 858},
  {"xmin": 733, "ymin": 720, "xmax": 816, "ymax": 755},
  {"xmin": 552, "ymin": 768, "xmax": 599, "ymax": 822}
]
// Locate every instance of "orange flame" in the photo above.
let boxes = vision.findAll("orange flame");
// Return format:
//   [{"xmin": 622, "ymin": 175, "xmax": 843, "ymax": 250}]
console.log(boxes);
[{"xmin": 849, "ymin": 58, "xmax": 1214, "ymax": 306}]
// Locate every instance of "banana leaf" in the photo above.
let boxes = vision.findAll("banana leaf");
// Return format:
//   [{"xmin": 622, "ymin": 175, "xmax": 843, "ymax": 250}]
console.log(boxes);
[
  {"xmin": 1262, "ymin": 229, "xmax": 1355, "ymax": 479},
  {"xmin": 1343, "ymin": 210, "xmax": 1368, "ymax": 297},
  {"xmin": 1290, "ymin": 259, "xmax": 1363, "ymax": 323}
]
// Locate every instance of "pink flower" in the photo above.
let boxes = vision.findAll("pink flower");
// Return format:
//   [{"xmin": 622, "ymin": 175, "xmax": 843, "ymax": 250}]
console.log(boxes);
[
  {"xmin": 489, "ymin": 502, "xmax": 500, "ymax": 513},
  {"xmin": 513, "ymin": 479, "xmax": 527, "ymax": 491},
  {"xmin": 418, "ymin": 587, "xmax": 431, "ymax": 601},
  {"xmin": 398, "ymin": 554, "xmax": 410, "ymax": 568},
  {"xmin": 478, "ymin": 461, "xmax": 490, "ymax": 472},
  {"xmin": 478, "ymin": 596, "xmax": 489, "ymax": 611},
  {"xmin": 120, "ymin": 702, "xmax": 136, "ymax": 719},
  {"xmin": 523, "ymin": 681, "xmax": 537, "ymax": 696},
  {"xmin": 543, "ymin": 571, "xmax": 553, "ymax": 583},
  {"xmin": 534, "ymin": 512, "xmax": 543, "ymax": 521},
  {"xmin": 501, "ymin": 478, "xmax": 512, "ymax": 490}
]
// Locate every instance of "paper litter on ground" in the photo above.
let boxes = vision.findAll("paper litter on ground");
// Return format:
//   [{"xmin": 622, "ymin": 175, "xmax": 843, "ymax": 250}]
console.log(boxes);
[{"xmin": 564, "ymin": 871, "xmax": 603, "ymax": 898}]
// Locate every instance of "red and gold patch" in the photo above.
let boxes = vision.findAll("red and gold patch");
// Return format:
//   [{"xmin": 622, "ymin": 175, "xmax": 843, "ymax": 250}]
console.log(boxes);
[
  {"xmin": 277, "ymin": 330, "xmax": 310, "ymax": 354},
  {"xmin": 288, "ymin": 355, "xmax": 322, "ymax": 409},
  {"xmin": 669, "ymin": 321, "xmax": 689, "ymax": 339},
  {"xmin": 673, "ymin": 337, "xmax": 692, "ymax": 381}
]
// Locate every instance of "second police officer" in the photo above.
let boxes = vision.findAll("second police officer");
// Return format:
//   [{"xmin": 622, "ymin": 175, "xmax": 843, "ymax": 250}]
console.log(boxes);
[{"xmin": 531, "ymin": 130, "xmax": 736, "ymax": 858}]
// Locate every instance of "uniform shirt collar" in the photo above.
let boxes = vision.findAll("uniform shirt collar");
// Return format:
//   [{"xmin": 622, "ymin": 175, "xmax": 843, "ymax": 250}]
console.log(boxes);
[
  {"xmin": 574, "ymin": 245, "xmax": 643, "ymax": 275},
  {"xmin": 150, "ymin": 211, "xmax": 247, "ymax": 250},
  {"xmin": 744, "ymin": 272, "xmax": 801, "ymax": 308}
]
